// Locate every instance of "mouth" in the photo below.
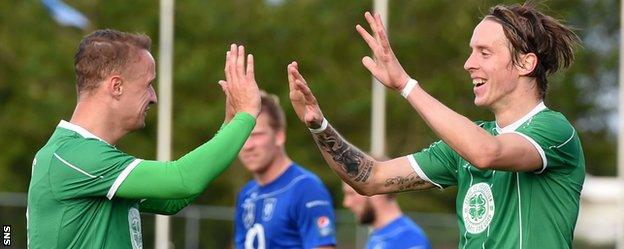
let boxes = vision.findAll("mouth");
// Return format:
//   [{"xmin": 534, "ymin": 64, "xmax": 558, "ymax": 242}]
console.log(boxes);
[{"xmin": 473, "ymin": 78, "xmax": 487, "ymax": 88}]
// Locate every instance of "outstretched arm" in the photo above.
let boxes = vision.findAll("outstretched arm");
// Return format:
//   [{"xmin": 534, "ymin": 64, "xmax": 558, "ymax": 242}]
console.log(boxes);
[
  {"xmin": 115, "ymin": 44, "xmax": 262, "ymax": 200},
  {"xmin": 287, "ymin": 62, "xmax": 434, "ymax": 195},
  {"xmin": 356, "ymin": 12, "xmax": 542, "ymax": 172}
]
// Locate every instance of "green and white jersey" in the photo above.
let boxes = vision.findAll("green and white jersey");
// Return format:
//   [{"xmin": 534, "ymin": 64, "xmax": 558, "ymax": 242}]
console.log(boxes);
[
  {"xmin": 407, "ymin": 102, "xmax": 585, "ymax": 249},
  {"xmin": 27, "ymin": 120, "xmax": 144, "ymax": 249}
]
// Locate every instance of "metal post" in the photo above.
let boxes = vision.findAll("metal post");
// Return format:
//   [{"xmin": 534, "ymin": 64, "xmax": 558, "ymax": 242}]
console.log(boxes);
[
  {"xmin": 370, "ymin": 0, "xmax": 388, "ymax": 158},
  {"xmin": 617, "ymin": 1, "xmax": 624, "ymax": 248},
  {"xmin": 156, "ymin": 0, "xmax": 174, "ymax": 248},
  {"xmin": 366, "ymin": 1, "xmax": 388, "ymax": 248}
]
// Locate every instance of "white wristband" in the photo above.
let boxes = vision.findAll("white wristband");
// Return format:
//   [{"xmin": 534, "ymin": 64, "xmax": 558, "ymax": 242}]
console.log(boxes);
[
  {"xmin": 309, "ymin": 118, "xmax": 328, "ymax": 134},
  {"xmin": 400, "ymin": 78, "xmax": 418, "ymax": 98}
]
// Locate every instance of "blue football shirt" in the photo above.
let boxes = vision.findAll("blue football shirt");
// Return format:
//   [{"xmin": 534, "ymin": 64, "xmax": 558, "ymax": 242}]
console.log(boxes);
[
  {"xmin": 366, "ymin": 215, "xmax": 431, "ymax": 249},
  {"xmin": 235, "ymin": 164, "xmax": 336, "ymax": 249}
]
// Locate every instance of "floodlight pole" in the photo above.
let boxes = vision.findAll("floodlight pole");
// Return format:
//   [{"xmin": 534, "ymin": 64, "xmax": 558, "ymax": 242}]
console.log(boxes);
[
  {"xmin": 371, "ymin": 0, "xmax": 388, "ymax": 159},
  {"xmin": 617, "ymin": 1, "xmax": 624, "ymax": 248},
  {"xmin": 156, "ymin": 0, "xmax": 174, "ymax": 248},
  {"xmin": 368, "ymin": 0, "xmax": 388, "ymax": 247}
]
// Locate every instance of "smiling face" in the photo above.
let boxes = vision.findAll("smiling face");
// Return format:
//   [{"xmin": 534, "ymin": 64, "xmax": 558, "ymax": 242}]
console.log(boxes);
[
  {"xmin": 118, "ymin": 49, "xmax": 157, "ymax": 131},
  {"xmin": 464, "ymin": 19, "xmax": 522, "ymax": 109}
]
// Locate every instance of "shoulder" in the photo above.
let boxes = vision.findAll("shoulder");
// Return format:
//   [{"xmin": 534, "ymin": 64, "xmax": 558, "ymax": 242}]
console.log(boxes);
[
  {"xmin": 289, "ymin": 165, "xmax": 329, "ymax": 191},
  {"xmin": 517, "ymin": 109, "xmax": 577, "ymax": 145},
  {"xmin": 383, "ymin": 218, "xmax": 428, "ymax": 246},
  {"xmin": 55, "ymin": 136, "xmax": 123, "ymax": 161},
  {"xmin": 237, "ymin": 180, "xmax": 258, "ymax": 198},
  {"xmin": 526, "ymin": 109, "xmax": 573, "ymax": 133}
]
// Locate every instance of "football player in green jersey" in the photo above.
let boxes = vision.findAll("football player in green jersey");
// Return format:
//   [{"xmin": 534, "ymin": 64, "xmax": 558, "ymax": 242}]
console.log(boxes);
[
  {"xmin": 288, "ymin": 3, "xmax": 583, "ymax": 249},
  {"xmin": 27, "ymin": 29, "xmax": 261, "ymax": 248}
]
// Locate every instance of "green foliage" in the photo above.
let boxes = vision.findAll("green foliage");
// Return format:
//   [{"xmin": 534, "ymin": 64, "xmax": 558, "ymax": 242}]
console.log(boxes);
[{"xmin": 0, "ymin": 0, "xmax": 618, "ymax": 247}]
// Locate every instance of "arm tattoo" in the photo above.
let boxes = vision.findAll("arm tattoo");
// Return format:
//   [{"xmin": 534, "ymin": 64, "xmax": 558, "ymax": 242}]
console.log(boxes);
[
  {"xmin": 313, "ymin": 127, "xmax": 373, "ymax": 182},
  {"xmin": 384, "ymin": 172, "xmax": 429, "ymax": 191}
]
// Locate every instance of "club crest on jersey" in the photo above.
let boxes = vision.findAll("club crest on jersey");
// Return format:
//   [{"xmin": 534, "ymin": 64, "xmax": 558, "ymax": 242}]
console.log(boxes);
[
  {"xmin": 128, "ymin": 205, "xmax": 143, "ymax": 249},
  {"xmin": 243, "ymin": 201, "xmax": 255, "ymax": 229},
  {"xmin": 262, "ymin": 198, "xmax": 277, "ymax": 221},
  {"xmin": 462, "ymin": 182, "xmax": 495, "ymax": 234},
  {"xmin": 316, "ymin": 216, "xmax": 333, "ymax": 236}
]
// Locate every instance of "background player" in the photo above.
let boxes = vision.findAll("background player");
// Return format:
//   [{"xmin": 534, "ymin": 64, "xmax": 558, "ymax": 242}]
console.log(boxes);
[
  {"xmin": 342, "ymin": 183, "xmax": 431, "ymax": 249},
  {"xmin": 234, "ymin": 91, "xmax": 336, "ymax": 249}
]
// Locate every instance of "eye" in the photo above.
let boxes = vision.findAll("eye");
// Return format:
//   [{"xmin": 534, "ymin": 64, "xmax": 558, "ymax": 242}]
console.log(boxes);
[{"xmin": 480, "ymin": 50, "xmax": 491, "ymax": 57}]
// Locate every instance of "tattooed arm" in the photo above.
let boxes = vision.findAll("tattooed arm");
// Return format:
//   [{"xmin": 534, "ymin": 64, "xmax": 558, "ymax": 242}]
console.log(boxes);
[
  {"xmin": 286, "ymin": 62, "xmax": 434, "ymax": 195},
  {"xmin": 309, "ymin": 123, "xmax": 434, "ymax": 195}
]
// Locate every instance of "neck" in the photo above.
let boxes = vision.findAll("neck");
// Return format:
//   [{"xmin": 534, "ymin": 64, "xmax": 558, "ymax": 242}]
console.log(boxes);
[
  {"xmin": 491, "ymin": 79, "xmax": 542, "ymax": 127},
  {"xmin": 371, "ymin": 200, "xmax": 403, "ymax": 230},
  {"xmin": 70, "ymin": 97, "xmax": 126, "ymax": 145},
  {"xmin": 254, "ymin": 151, "xmax": 292, "ymax": 186}
]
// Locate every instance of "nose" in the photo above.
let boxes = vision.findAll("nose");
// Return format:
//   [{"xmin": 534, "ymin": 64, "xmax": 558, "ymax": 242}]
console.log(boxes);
[
  {"xmin": 464, "ymin": 51, "xmax": 477, "ymax": 72},
  {"xmin": 242, "ymin": 138, "xmax": 255, "ymax": 151},
  {"xmin": 150, "ymin": 85, "xmax": 158, "ymax": 104}
]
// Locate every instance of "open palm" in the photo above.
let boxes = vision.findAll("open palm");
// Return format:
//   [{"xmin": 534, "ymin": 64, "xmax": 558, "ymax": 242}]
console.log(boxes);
[{"xmin": 287, "ymin": 62, "xmax": 324, "ymax": 128}]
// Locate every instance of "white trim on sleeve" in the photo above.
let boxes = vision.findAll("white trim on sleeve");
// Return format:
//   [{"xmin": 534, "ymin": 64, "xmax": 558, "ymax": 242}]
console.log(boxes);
[
  {"xmin": 53, "ymin": 153, "xmax": 101, "ymax": 179},
  {"xmin": 405, "ymin": 155, "xmax": 443, "ymax": 189},
  {"xmin": 106, "ymin": 159, "xmax": 142, "ymax": 200},
  {"xmin": 510, "ymin": 132, "xmax": 548, "ymax": 174}
]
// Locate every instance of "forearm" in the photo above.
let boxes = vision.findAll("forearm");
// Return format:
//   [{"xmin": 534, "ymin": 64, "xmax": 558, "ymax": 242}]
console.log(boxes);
[
  {"xmin": 139, "ymin": 194, "xmax": 200, "ymax": 215},
  {"xmin": 116, "ymin": 112, "xmax": 256, "ymax": 199},
  {"xmin": 310, "ymin": 125, "xmax": 378, "ymax": 194},
  {"xmin": 406, "ymin": 85, "xmax": 499, "ymax": 168}
]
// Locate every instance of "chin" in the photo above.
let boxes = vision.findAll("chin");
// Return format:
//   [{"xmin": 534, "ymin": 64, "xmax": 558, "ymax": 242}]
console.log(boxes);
[
  {"xmin": 473, "ymin": 97, "xmax": 488, "ymax": 107},
  {"xmin": 132, "ymin": 121, "xmax": 146, "ymax": 131}
]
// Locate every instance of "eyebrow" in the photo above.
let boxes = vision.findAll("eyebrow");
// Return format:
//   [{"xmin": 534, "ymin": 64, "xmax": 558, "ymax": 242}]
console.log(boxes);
[{"xmin": 471, "ymin": 45, "xmax": 492, "ymax": 51}]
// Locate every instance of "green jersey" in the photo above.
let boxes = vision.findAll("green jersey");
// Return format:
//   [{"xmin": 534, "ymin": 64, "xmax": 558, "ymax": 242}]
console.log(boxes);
[
  {"xmin": 408, "ymin": 103, "xmax": 585, "ymax": 249},
  {"xmin": 28, "ymin": 121, "xmax": 144, "ymax": 249}
]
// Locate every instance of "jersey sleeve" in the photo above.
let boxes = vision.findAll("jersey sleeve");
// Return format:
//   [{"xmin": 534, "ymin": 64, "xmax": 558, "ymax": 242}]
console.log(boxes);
[
  {"xmin": 409, "ymin": 140, "xmax": 461, "ymax": 189},
  {"xmin": 49, "ymin": 138, "xmax": 139, "ymax": 200},
  {"xmin": 292, "ymin": 178, "xmax": 336, "ymax": 249},
  {"xmin": 115, "ymin": 112, "xmax": 256, "ymax": 199},
  {"xmin": 506, "ymin": 112, "xmax": 582, "ymax": 174},
  {"xmin": 139, "ymin": 194, "xmax": 200, "ymax": 215}
]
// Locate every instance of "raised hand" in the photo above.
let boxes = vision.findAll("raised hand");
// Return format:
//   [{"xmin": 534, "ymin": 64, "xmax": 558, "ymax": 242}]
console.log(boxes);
[
  {"xmin": 287, "ymin": 61, "xmax": 324, "ymax": 128},
  {"xmin": 218, "ymin": 79, "xmax": 235, "ymax": 123},
  {"xmin": 223, "ymin": 44, "xmax": 261, "ymax": 118},
  {"xmin": 356, "ymin": 11, "xmax": 410, "ymax": 91}
]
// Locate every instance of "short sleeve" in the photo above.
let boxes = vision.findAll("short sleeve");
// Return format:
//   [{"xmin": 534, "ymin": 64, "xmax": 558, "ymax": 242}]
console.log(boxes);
[
  {"xmin": 410, "ymin": 140, "xmax": 461, "ymax": 189},
  {"xmin": 50, "ymin": 138, "xmax": 140, "ymax": 200},
  {"xmin": 507, "ymin": 112, "xmax": 581, "ymax": 174},
  {"xmin": 292, "ymin": 178, "xmax": 336, "ymax": 249}
]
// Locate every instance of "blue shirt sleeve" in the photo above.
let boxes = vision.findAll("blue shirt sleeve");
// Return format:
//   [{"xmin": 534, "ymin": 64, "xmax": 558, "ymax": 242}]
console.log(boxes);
[{"xmin": 291, "ymin": 178, "xmax": 337, "ymax": 249}]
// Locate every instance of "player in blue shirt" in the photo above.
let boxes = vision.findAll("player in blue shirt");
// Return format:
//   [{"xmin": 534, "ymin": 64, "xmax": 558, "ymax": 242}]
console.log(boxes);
[
  {"xmin": 234, "ymin": 91, "xmax": 336, "ymax": 249},
  {"xmin": 342, "ymin": 183, "xmax": 431, "ymax": 249}
]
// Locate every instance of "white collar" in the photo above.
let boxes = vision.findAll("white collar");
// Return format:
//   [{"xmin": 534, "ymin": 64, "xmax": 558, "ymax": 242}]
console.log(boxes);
[
  {"xmin": 495, "ymin": 102, "xmax": 547, "ymax": 134},
  {"xmin": 58, "ymin": 120, "xmax": 109, "ymax": 144}
]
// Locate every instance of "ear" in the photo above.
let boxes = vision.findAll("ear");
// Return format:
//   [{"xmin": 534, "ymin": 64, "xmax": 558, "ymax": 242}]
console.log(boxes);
[
  {"xmin": 107, "ymin": 75, "xmax": 124, "ymax": 98},
  {"xmin": 517, "ymin": 53, "xmax": 537, "ymax": 76},
  {"xmin": 275, "ymin": 129, "xmax": 286, "ymax": 147}
]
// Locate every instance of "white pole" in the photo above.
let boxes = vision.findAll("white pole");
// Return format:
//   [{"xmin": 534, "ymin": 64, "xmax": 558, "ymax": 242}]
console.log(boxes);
[
  {"xmin": 371, "ymin": 0, "xmax": 388, "ymax": 159},
  {"xmin": 364, "ymin": 0, "xmax": 388, "ymax": 249},
  {"xmin": 617, "ymin": 0, "xmax": 624, "ymax": 247},
  {"xmin": 156, "ymin": 0, "xmax": 174, "ymax": 248}
]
